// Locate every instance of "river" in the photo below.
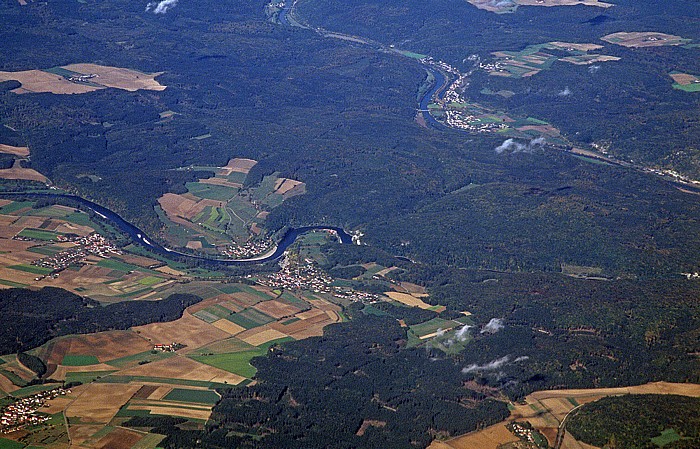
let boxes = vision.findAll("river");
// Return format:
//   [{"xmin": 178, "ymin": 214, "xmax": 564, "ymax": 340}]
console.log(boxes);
[
  {"xmin": 0, "ymin": 193, "xmax": 352, "ymax": 266},
  {"xmin": 419, "ymin": 66, "xmax": 449, "ymax": 129}
]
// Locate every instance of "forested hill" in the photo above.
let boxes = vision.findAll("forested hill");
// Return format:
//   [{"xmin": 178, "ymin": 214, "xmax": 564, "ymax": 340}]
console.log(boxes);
[
  {"xmin": 0, "ymin": 287, "xmax": 200, "ymax": 354},
  {"xmin": 1, "ymin": 1, "xmax": 700, "ymax": 278}
]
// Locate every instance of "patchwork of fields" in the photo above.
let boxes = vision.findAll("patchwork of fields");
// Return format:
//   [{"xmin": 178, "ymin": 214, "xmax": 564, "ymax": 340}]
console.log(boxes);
[
  {"xmin": 0, "ymin": 64, "xmax": 165, "ymax": 95},
  {"xmin": 158, "ymin": 158, "xmax": 305, "ymax": 256},
  {"xmin": 0, "ymin": 200, "xmax": 190, "ymax": 302},
  {"xmin": 486, "ymin": 42, "xmax": 619, "ymax": 79},
  {"xmin": 0, "ymin": 283, "xmax": 344, "ymax": 448},
  {"xmin": 430, "ymin": 382, "xmax": 700, "ymax": 449}
]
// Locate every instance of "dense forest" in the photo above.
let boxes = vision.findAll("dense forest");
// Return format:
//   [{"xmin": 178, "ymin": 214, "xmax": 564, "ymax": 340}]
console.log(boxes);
[
  {"xmin": 297, "ymin": 0, "xmax": 700, "ymax": 174},
  {"xmin": 0, "ymin": 287, "xmax": 200, "ymax": 355},
  {"xmin": 0, "ymin": 0, "xmax": 699, "ymax": 447},
  {"xmin": 567, "ymin": 394, "xmax": 700, "ymax": 448},
  {"xmin": 1, "ymin": 0, "xmax": 700, "ymax": 277},
  {"xmin": 130, "ymin": 308, "xmax": 509, "ymax": 448}
]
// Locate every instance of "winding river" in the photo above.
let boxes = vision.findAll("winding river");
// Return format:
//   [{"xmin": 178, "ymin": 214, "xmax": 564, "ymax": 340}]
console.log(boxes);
[{"xmin": 0, "ymin": 193, "xmax": 352, "ymax": 265}]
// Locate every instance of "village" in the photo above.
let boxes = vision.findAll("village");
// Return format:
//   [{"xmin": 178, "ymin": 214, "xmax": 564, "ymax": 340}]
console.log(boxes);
[
  {"xmin": 507, "ymin": 421, "xmax": 548, "ymax": 448},
  {"xmin": 420, "ymin": 59, "xmax": 512, "ymax": 133},
  {"xmin": 30, "ymin": 232, "xmax": 121, "ymax": 276},
  {"xmin": 258, "ymin": 252, "xmax": 333, "ymax": 292},
  {"xmin": 222, "ymin": 238, "xmax": 275, "ymax": 259},
  {"xmin": 0, "ymin": 387, "xmax": 69, "ymax": 434}
]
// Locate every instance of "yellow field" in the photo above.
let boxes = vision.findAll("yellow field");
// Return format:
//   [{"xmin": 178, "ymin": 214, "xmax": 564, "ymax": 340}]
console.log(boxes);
[
  {"xmin": 468, "ymin": 0, "xmax": 612, "ymax": 12},
  {"xmin": 670, "ymin": 72, "xmax": 700, "ymax": 85},
  {"xmin": 239, "ymin": 327, "xmax": 288, "ymax": 346},
  {"xmin": 517, "ymin": 0, "xmax": 612, "ymax": 7},
  {"xmin": 0, "ymin": 144, "xmax": 29, "ymax": 157},
  {"xmin": 429, "ymin": 422, "xmax": 519, "ymax": 449},
  {"xmin": 0, "ymin": 160, "xmax": 48, "ymax": 182},
  {"xmin": 220, "ymin": 158, "xmax": 258, "ymax": 175},
  {"xmin": 66, "ymin": 383, "xmax": 142, "ymax": 423},
  {"xmin": 116, "ymin": 355, "xmax": 246, "ymax": 385},
  {"xmin": 133, "ymin": 309, "xmax": 231, "ymax": 351},
  {"xmin": 130, "ymin": 405, "xmax": 212, "ymax": 420},
  {"xmin": 385, "ymin": 291, "xmax": 434, "ymax": 309},
  {"xmin": 0, "ymin": 64, "xmax": 165, "ymax": 95},
  {"xmin": 212, "ymin": 318, "xmax": 246, "ymax": 335},
  {"xmin": 432, "ymin": 382, "xmax": 700, "ymax": 449}
]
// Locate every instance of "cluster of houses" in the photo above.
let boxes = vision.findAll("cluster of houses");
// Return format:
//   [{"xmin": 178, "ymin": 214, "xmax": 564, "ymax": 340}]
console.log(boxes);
[
  {"xmin": 0, "ymin": 388, "xmax": 68, "ymax": 434},
  {"xmin": 441, "ymin": 74, "xmax": 511, "ymax": 133},
  {"xmin": 153, "ymin": 342, "xmax": 182, "ymax": 352},
  {"xmin": 67, "ymin": 73, "xmax": 98, "ymax": 83},
  {"xmin": 222, "ymin": 238, "xmax": 274, "ymax": 259},
  {"xmin": 31, "ymin": 232, "xmax": 121, "ymax": 275},
  {"xmin": 508, "ymin": 421, "xmax": 542, "ymax": 447},
  {"xmin": 332, "ymin": 288, "xmax": 380, "ymax": 304},
  {"xmin": 259, "ymin": 253, "xmax": 333, "ymax": 293}
]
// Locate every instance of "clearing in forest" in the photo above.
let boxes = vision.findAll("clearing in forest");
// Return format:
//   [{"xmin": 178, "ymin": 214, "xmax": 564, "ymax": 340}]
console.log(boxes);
[
  {"xmin": 669, "ymin": 71, "xmax": 700, "ymax": 92},
  {"xmin": 158, "ymin": 159, "xmax": 305, "ymax": 256},
  {"xmin": 467, "ymin": 0, "xmax": 612, "ymax": 14},
  {"xmin": 487, "ymin": 42, "xmax": 619, "ymax": 79},
  {"xmin": 0, "ymin": 63, "xmax": 165, "ymax": 95},
  {"xmin": 431, "ymin": 382, "xmax": 700, "ymax": 449},
  {"xmin": 601, "ymin": 32, "xmax": 691, "ymax": 48}
]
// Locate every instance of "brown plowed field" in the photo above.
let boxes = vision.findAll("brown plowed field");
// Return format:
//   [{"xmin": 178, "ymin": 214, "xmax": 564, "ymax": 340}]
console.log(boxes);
[{"xmin": 46, "ymin": 331, "xmax": 151, "ymax": 364}]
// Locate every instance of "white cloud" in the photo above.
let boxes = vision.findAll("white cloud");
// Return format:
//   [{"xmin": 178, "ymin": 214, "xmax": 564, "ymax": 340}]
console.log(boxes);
[
  {"xmin": 146, "ymin": 0, "xmax": 178, "ymax": 14},
  {"xmin": 481, "ymin": 318, "xmax": 504, "ymax": 334}
]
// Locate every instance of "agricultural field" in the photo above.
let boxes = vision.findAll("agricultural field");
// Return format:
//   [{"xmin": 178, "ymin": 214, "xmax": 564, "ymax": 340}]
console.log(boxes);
[
  {"xmin": 0, "ymin": 283, "xmax": 346, "ymax": 448},
  {"xmin": 467, "ymin": 0, "xmax": 612, "ymax": 14},
  {"xmin": 0, "ymin": 200, "xmax": 192, "ymax": 301},
  {"xmin": 0, "ymin": 145, "xmax": 29, "ymax": 158},
  {"xmin": 487, "ymin": 42, "xmax": 619, "ymax": 79},
  {"xmin": 430, "ymin": 382, "xmax": 700, "ymax": 449},
  {"xmin": 601, "ymin": 32, "xmax": 692, "ymax": 48},
  {"xmin": 0, "ymin": 64, "xmax": 165, "ymax": 95},
  {"xmin": 669, "ymin": 71, "xmax": 700, "ymax": 92},
  {"xmin": 158, "ymin": 159, "xmax": 305, "ymax": 256}
]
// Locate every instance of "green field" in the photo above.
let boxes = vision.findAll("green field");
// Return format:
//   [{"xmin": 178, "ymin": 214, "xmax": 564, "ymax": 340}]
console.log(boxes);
[
  {"xmin": 0, "ymin": 279, "xmax": 28, "ymax": 288},
  {"xmin": 673, "ymin": 82, "xmax": 700, "ymax": 92},
  {"xmin": 17, "ymin": 228, "xmax": 62, "ymax": 241},
  {"xmin": 96, "ymin": 375, "xmax": 231, "ymax": 389},
  {"xmin": 61, "ymin": 354, "xmax": 100, "ymax": 366},
  {"xmin": 190, "ymin": 351, "xmax": 264, "ymax": 378},
  {"xmin": 0, "ymin": 438, "xmax": 25, "ymax": 449},
  {"xmin": 104, "ymin": 351, "xmax": 174, "ymax": 369},
  {"xmin": 651, "ymin": 429, "xmax": 682, "ymax": 447},
  {"xmin": 185, "ymin": 182, "xmax": 238, "ymax": 201},
  {"xmin": 193, "ymin": 310, "xmax": 221, "ymax": 324},
  {"xmin": 228, "ymin": 308, "xmax": 274, "ymax": 329},
  {"xmin": 96, "ymin": 258, "xmax": 159, "ymax": 275},
  {"xmin": 163, "ymin": 388, "xmax": 220, "ymax": 405},
  {"xmin": 226, "ymin": 171, "xmax": 247, "ymax": 184},
  {"xmin": 409, "ymin": 318, "xmax": 455, "ymax": 338},
  {"xmin": 0, "ymin": 370, "xmax": 27, "ymax": 387},
  {"xmin": 27, "ymin": 245, "xmax": 63, "ymax": 256},
  {"xmin": 10, "ymin": 384, "xmax": 61, "ymax": 398},
  {"xmin": 398, "ymin": 50, "xmax": 428, "ymax": 59},
  {"xmin": 64, "ymin": 370, "xmax": 117, "ymax": 385},
  {"xmin": 0, "ymin": 201, "xmax": 33, "ymax": 215},
  {"xmin": 138, "ymin": 276, "xmax": 164, "ymax": 286},
  {"xmin": 9, "ymin": 264, "xmax": 53, "ymax": 275},
  {"xmin": 194, "ymin": 337, "xmax": 257, "ymax": 355},
  {"xmin": 131, "ymin": 433, "xmax": 166, "ymax": 449},
  {"xmin": 27, "ymin": 205, "xmax": 72, "ymax": 218},
  {"xmin": 189, "ymin": 337, "xmax": 292, "ymax": 378}
]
